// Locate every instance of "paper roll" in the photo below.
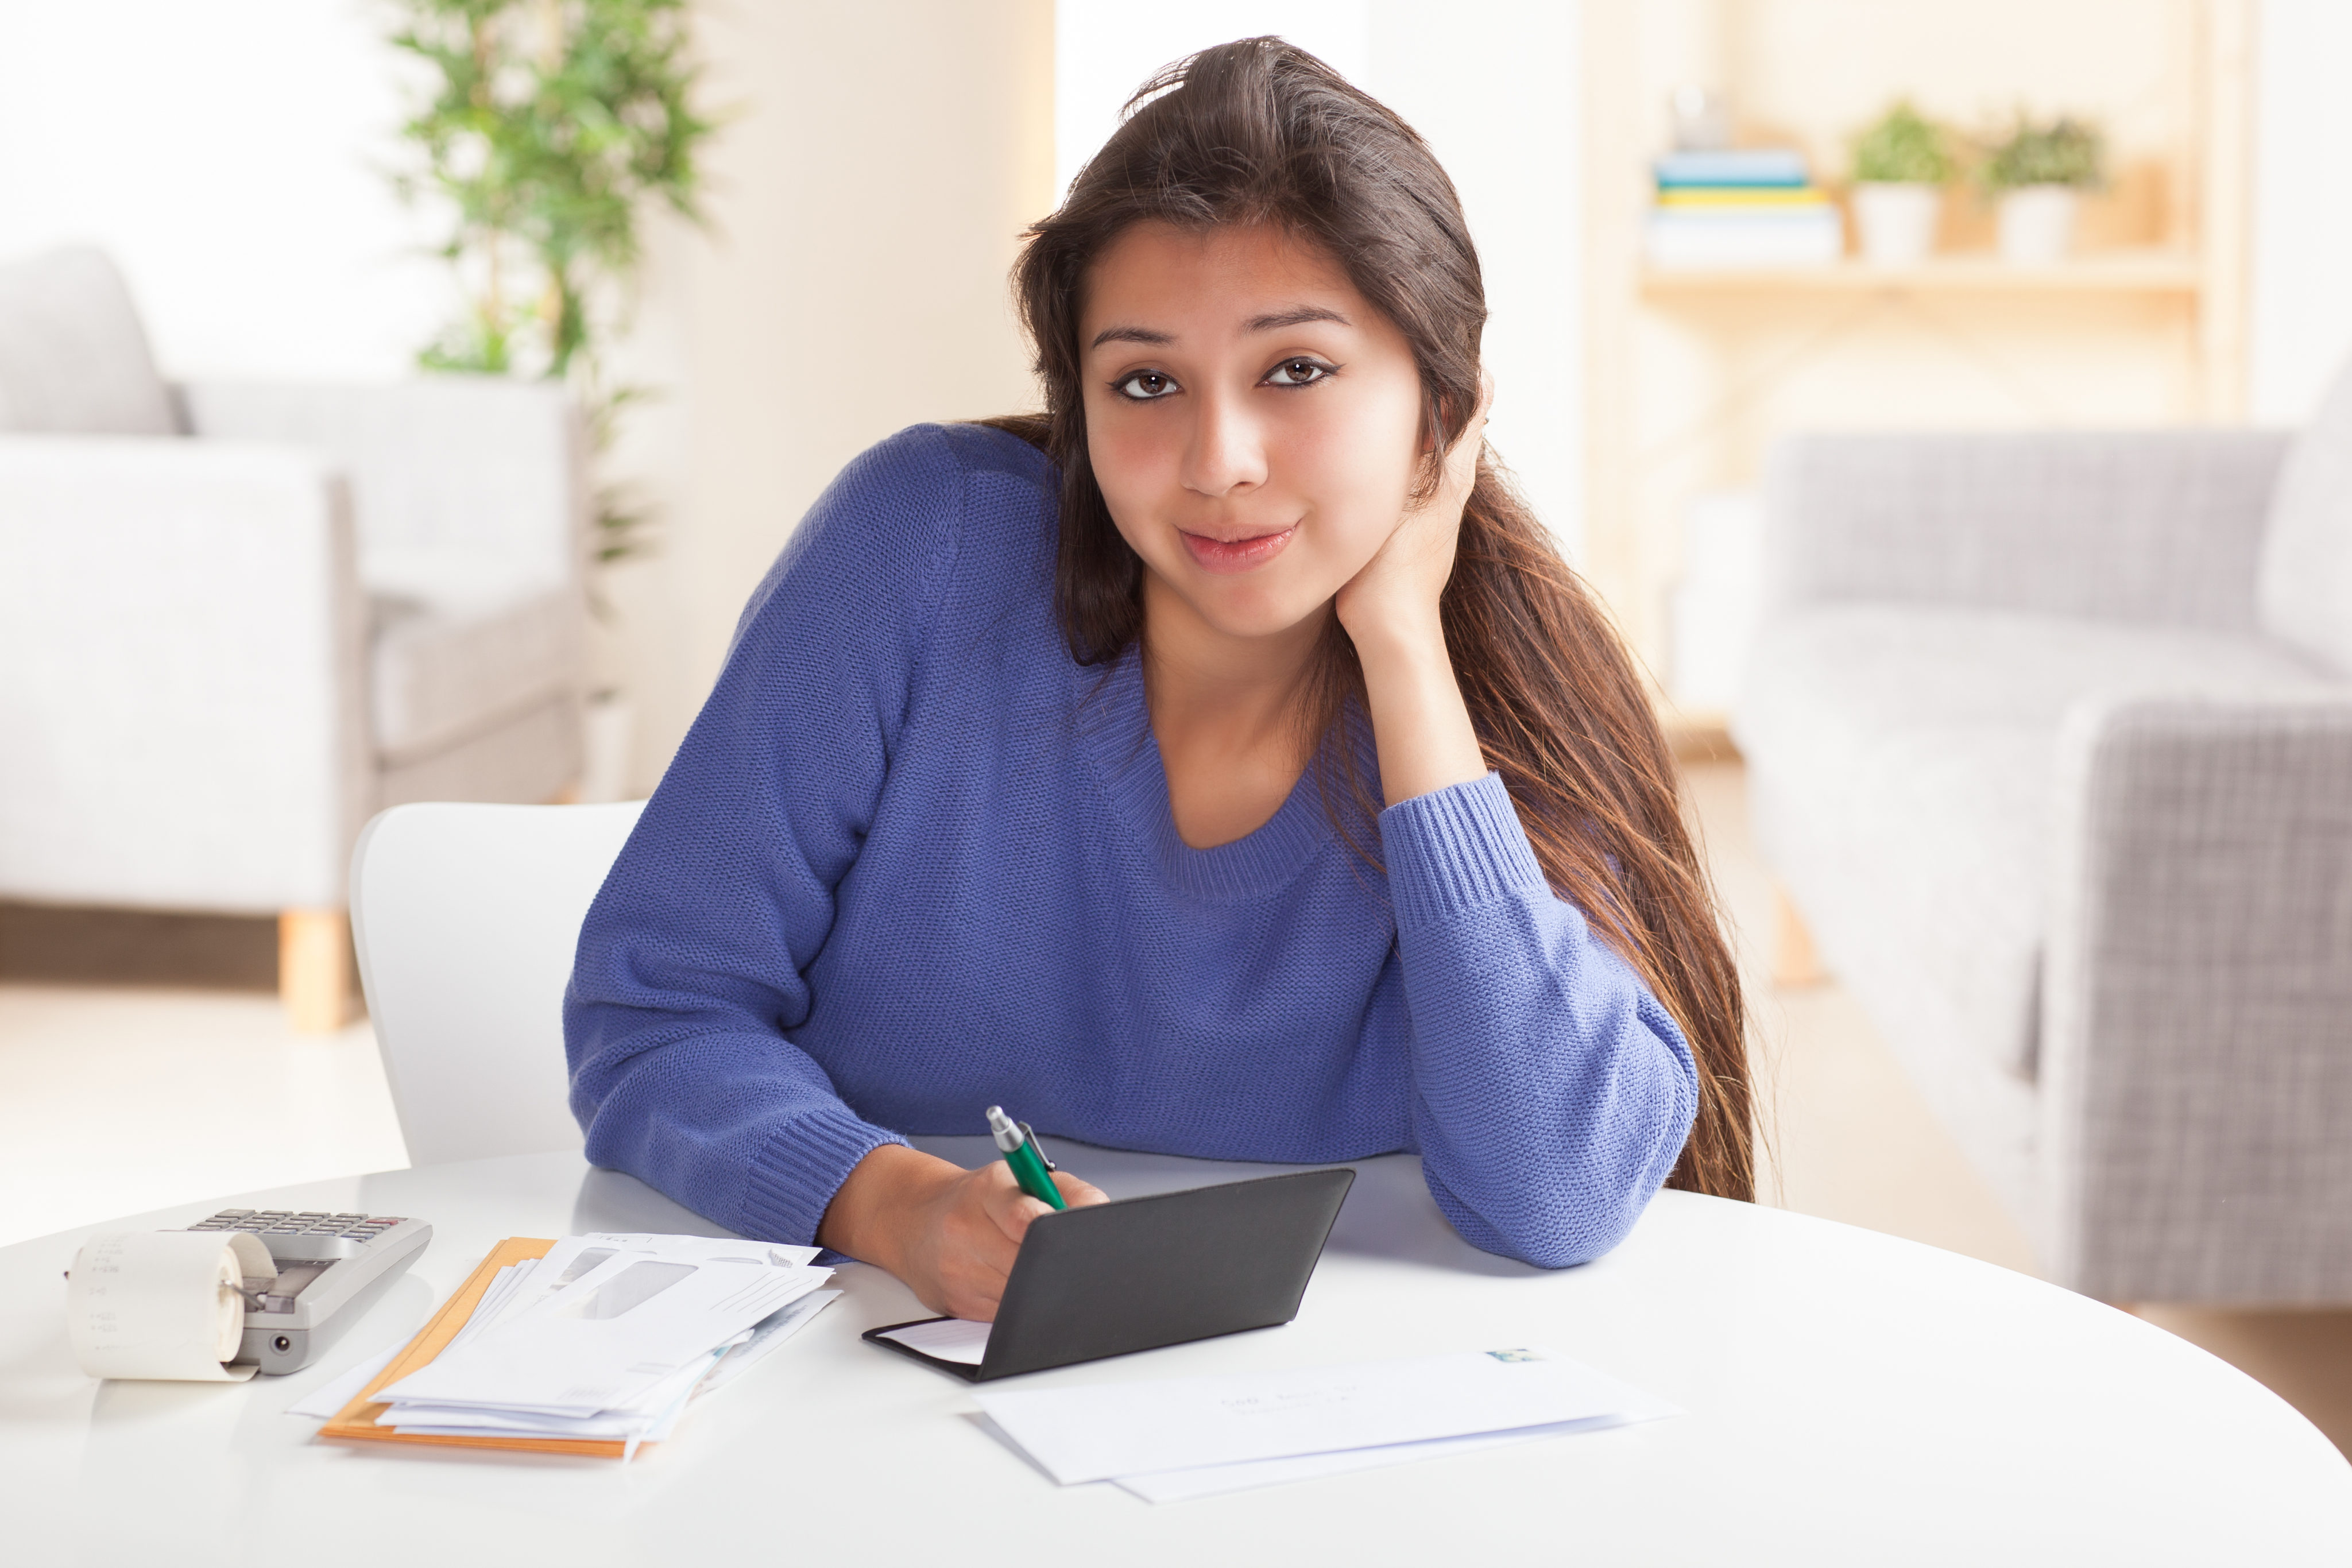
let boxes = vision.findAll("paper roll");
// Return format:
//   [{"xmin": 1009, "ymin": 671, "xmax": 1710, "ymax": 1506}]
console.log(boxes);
[{"xmin": 68, "ymin": 1230, "xmax": 277, "ymax": 1382}]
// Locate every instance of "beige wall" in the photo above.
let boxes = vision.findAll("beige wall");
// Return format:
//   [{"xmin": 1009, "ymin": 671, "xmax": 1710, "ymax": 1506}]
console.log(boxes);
[{"xmin": 608, "ymin": 0, "xmax": 1057, "ymax": 792}]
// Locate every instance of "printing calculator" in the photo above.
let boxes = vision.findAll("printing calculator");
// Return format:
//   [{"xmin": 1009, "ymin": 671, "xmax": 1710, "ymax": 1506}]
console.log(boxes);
[{"xmin": 184, "ymin": 1209, "xmax": 432, "ymax": 1375}]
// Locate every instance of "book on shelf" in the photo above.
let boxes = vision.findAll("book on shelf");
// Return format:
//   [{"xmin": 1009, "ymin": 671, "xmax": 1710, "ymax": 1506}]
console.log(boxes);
[
  {"xmin": 1652, "ymin": 148, "xmax": 1809, "ymax": 189},
  {"xmin": 1645, "ymin": 145, "xmax": 1840, "ymax": 267},
  {"xmin": 1645, "ymin": 208, "xmax": 1843, "ymax": 268},
  {"xmin": 1654, "ymin": 188, "xmax": 1829, "ymax": 208}
]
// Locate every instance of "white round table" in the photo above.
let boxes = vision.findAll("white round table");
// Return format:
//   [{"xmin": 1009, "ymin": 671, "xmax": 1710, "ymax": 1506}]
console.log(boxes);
[{"xmin": 2, "ymin": 1140, "xmax": 2346, "ymax": 1564}]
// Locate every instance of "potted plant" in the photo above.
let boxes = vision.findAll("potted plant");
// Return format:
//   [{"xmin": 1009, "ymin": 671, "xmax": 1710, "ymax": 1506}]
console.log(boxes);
[
  {"xmin": 1847, "ymin": 100, "xmax": 1952, "ymax": 266},
  {"xmin": 388, "ymin": 0, "xmax": 717, "ymax": 801},
  {"xmin": 1980, "ymin": 113, "xmax": 2105, "ymax": 265}
]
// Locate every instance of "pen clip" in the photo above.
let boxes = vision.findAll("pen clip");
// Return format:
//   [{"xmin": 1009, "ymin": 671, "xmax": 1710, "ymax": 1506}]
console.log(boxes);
[{"xmin": 1019, "ymin": 1122, "xmax": 1056, "ymax": 1172}]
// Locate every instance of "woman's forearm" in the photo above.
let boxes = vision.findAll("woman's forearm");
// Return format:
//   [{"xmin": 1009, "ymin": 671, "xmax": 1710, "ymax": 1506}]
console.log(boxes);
[
  {"xmin": 1333, "ymin": 397, "xmax": 1492, "ymax": 807},
  {"xmin": 1403, "ymin": 905, "xmax": 1697, "ymax": 1266},
  {"xmin": 1350, "ymin": 616, "xmax": 1487, "ymax": 807},
  {"xmin": 816, "ymin": 1143, "xmax": 959, "ymax": 1270},
  {"xmin": 1375, "ymin": 773, "xmax": 1699, "ymax": 1265}
]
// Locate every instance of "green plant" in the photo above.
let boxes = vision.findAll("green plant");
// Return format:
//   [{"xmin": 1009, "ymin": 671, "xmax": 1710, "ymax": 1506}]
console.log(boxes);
[
  {"xmin": 1850, "ymin": 99, "xmax": 1953, "ymax": 185},
  {"xmin": 388, "ymin": 0, "xmax": 716, "ymax": 565},
  {"xmin": 1980, "ymin": 113, "xmax": 2106, "ymax": 192}
]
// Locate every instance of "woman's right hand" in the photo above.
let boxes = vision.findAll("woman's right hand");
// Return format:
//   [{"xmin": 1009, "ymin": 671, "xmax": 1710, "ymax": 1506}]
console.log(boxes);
[{"xmin": 815, "ymin": 1143, "xmax": 1106, "ymax": 1321}]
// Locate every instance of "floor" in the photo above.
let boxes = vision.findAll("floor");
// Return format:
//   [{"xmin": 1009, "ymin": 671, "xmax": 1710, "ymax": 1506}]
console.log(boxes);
[
  {"xmin": 0, "ymin": 987, "xmax": 406, "ymax": 1248},
  {"xmin": 2, "ymin": 762, "xmax": 2346, "ymax": 1456}
]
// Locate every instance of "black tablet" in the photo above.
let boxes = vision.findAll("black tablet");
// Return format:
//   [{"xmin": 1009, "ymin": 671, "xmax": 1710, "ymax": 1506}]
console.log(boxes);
[{"xmin": 863, "ymin": 1166, "xmax": 1356, "ymax": 1382}]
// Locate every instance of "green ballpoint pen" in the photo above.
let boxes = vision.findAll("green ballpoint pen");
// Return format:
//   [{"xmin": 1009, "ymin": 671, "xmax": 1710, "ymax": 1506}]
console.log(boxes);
[{"xmin": 987, "ymin": 1105, "xmax": 1066, "ymax": 1210}]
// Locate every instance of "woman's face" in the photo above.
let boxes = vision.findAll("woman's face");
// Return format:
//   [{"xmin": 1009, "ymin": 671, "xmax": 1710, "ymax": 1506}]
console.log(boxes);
[{"xmin": 1080, "ymin": 221, "xmax": 1427, "ymax": 642}]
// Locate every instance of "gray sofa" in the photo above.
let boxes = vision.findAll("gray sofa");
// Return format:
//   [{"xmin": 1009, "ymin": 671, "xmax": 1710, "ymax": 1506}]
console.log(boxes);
[{"xmin": 1733, "ymin": 363, "xmax": 2352, "ymax": 1306}]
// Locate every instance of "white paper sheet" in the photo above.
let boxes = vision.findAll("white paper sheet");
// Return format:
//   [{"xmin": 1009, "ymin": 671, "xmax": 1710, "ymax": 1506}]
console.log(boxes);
[
  {"xmin": 974, "ymin": 1348, "xmax": 1653, "ymax": 1485},
  {"xmin": 697, "ymin": 1288, "xmax": 841, "ymax": 1394},
  {"xmin": 67, "ymin": 1230, "xmax": 276, "ymax": 1383},
  {"xmin": 381, "ymin": 1290, "xmax": 840, "ymax": 1446},
  {"xmin": 473, "ymin": 1241, "xmax": 618, "ymax": 1330},
  {"xmin": 1113, "ymin": 1387, "xmax": 1685, "ymax": 1502},
  {"xmin": 466, "ymin": 1236, "xmax": 812, "ymax": 1338},
  {"xmin": 379, "ymin": 1252, "xmax": 826, "ymax": 1415},
  {"xmin": 876, "ymin": 1316, "xmax": 991, "ymax": 1365},
  {"xmin": 581, "ymin": 1233, "xmax": 823, "ymax": 1269},
  {"xmin": 442, "ymin": 1261, "xmax": 531, "ymax": 1353},
  {"xmin": 390, "ymin": 1349, "xmax": 722, "ymax": 1438}
]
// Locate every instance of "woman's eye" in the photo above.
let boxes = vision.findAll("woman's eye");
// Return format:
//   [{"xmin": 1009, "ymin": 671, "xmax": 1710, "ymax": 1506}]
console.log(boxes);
[
  {"xmin": 1264, "ymin": 358, "xmax": 1333, "ymax": 388},
  {"xmin": 1113, "ymin": 370, "xmax": 1177, "ymax": 400}
]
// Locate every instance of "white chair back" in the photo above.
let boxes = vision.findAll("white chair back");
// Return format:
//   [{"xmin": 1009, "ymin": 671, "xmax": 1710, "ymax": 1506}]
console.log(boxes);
[{"xmin": 351, "ymin": 800, "xmax": 644, "ymax": 1167}]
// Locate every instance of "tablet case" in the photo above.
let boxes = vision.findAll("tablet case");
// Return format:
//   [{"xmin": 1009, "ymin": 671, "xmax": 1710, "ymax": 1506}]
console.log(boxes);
[{"xmin": 864, "ymin": 1166, "xmax": 1355, "ymax": 1382}]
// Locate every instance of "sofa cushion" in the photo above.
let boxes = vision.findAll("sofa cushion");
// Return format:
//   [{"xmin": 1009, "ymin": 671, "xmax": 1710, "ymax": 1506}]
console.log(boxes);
[
  {"xmin": 371, "ymin": 587, "xmax": 582, "ymax": 765},
  {"xmin": 0, "ymin": 248, "xmax": 177, "ymax": 436},
  {"xmin": 1735, "ymin": 605, "xmax": 2336, "ymax": 1080},
  {"xmin": 2260, "ymin": 357, "xmax": 2352, "ymax": 676}
]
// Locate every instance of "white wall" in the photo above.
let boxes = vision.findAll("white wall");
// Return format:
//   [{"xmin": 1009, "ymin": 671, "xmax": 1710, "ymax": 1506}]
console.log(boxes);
[
  {"xmin": 1368, "ymin": 2, "xmax": 1582, "ymax": 563},
  {"xmin": 1054, "ymin": 1, "xmax": 1584, "ymax": 559},
  {"xmin": 2249, "ymin": 0, "xmax": 2352, "ymax": 424},
  {"xmin": 1056, "ymin": 1, "xmax": 1370, "ymax": 198},
  {"xmin": 633, "ymin": 0, "xmax": 1054, "ymax": 785},
  {"xmin": 0, "ymin": 1, "xmax": 444, "ymax": 381}
]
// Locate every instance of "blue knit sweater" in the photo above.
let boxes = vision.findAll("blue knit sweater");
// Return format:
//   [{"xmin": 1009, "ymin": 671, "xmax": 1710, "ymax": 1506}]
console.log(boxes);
[{"xmin": 563, "ymin": 423, "xmax": 1697, "ymax": 1268}]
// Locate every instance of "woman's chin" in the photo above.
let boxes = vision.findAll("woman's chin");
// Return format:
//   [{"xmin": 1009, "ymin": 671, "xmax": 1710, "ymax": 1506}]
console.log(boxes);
[
  {"xmin": 1188, "ymin": 585, "xmax": 1335, "ymax": 644},
  {"xmin": 1140, "ymin": 552, "xmax": 1341, "ymax": 646}
]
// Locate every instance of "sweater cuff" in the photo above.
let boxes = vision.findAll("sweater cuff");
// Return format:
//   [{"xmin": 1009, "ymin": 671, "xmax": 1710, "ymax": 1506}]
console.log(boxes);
[
  {"xmin": 1378, "ymin": 771, "xmax": 1549, "ymax": 935},
  {"xmin": 741, "ymin": 1104, "xmax": 908, "ymax": 1247}
]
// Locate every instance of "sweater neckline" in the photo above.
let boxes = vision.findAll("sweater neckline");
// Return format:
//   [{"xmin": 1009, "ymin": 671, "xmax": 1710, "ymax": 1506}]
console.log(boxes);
[{"xmin": 1073, "ymin": 644, "xmax": 1336, "ymax": 902}]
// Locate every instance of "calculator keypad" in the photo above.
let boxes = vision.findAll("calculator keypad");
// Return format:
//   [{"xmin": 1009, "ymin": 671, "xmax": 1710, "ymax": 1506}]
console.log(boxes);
[{"xmin": 187, "ymin": 1209, "xmax": 406, "ymax": 1241}]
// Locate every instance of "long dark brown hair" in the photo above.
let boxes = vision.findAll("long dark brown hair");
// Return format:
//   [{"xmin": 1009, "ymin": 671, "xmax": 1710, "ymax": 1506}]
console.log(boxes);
[{"xmin": 980, "ymin": 38, "xmax": 1753, "ymax": 1201}]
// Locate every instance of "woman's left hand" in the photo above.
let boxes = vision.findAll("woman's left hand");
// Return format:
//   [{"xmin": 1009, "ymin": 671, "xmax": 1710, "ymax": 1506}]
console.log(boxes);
[
  {"xmin": 1336, "ymin": 371, "xmax": 1495, "ymax": 808},
  {"xmin": 1333, "ymin": 370, "xmax": 1494, "ymax": 651}
]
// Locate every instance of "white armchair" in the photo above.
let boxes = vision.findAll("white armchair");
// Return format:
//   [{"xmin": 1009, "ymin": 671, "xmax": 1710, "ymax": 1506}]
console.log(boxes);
[{"xmin": 0, "ymin": 248, "xmax": 587, "ymax": 1029}]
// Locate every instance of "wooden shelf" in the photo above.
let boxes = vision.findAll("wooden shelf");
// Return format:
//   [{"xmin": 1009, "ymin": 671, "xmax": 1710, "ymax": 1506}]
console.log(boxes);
[
  {"xmin": 1639, "ymin": 251, "xmax": 2204, "ymax": 299},
  {"xmin": 1580, "ymin": 0, "xmax": 2252, "ymax": 687}
]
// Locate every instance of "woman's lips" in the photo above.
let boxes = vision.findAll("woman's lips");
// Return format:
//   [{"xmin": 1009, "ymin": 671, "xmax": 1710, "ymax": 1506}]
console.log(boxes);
[{"xmin": 1179, "ymin": 525, "xmax": 1296, "ymax": 575}]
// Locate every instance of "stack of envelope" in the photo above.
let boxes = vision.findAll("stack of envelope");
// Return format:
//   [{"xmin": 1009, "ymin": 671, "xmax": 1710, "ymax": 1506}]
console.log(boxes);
[
  {"xmin": 973, "ymin": 1346, "xmax": 1682, "ymax": 1503},
  {"xmin": 372, "ymin": 1233, "xmax": 837, "ymax": 1456}
]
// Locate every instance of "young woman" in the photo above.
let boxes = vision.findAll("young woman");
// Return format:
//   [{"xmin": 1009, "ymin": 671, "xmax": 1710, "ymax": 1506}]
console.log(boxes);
[{"xmin": 565, "ymin": 39, "xmax": 1752, "ymax": 1322}]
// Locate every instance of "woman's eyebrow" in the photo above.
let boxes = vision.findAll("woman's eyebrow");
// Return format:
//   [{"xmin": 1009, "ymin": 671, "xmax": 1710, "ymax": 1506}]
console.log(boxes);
[
  {"xmin": 1088, "ymin": 324, "xmax": 1174, "ymax": 350},
  {"xmin": 1244, "ymin": 304, "xmax": 1351, "ymax": 332},
  {"xmin": 1086, "ymin": 304, "xmax": 1351, "ymax": 353}
]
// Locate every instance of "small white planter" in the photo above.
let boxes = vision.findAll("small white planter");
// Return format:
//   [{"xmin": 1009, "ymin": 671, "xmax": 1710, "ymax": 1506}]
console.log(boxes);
[
  {"xmin": 1996, "ymin": 186, "xmax": 2080, "ymax": 265},
  {"xmin": 1851, "ymin": 183, "xmax": 1941, "ymax": 266}
]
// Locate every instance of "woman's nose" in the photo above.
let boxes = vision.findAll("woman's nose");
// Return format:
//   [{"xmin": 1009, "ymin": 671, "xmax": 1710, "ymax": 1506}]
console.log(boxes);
[{"xmin": 1178, "ymin": 389, "xmax": 1267, "ymax": 498}]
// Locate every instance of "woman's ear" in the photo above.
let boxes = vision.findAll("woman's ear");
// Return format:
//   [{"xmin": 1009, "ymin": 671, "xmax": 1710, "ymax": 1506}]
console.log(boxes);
[
  {"xmin": 1422, "ymin": 374, "xmax": 1481, "ymax": 455},
  {"xmin": 1418, "ymin": 389, "xmax": 1450, "ymax": 455}
]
